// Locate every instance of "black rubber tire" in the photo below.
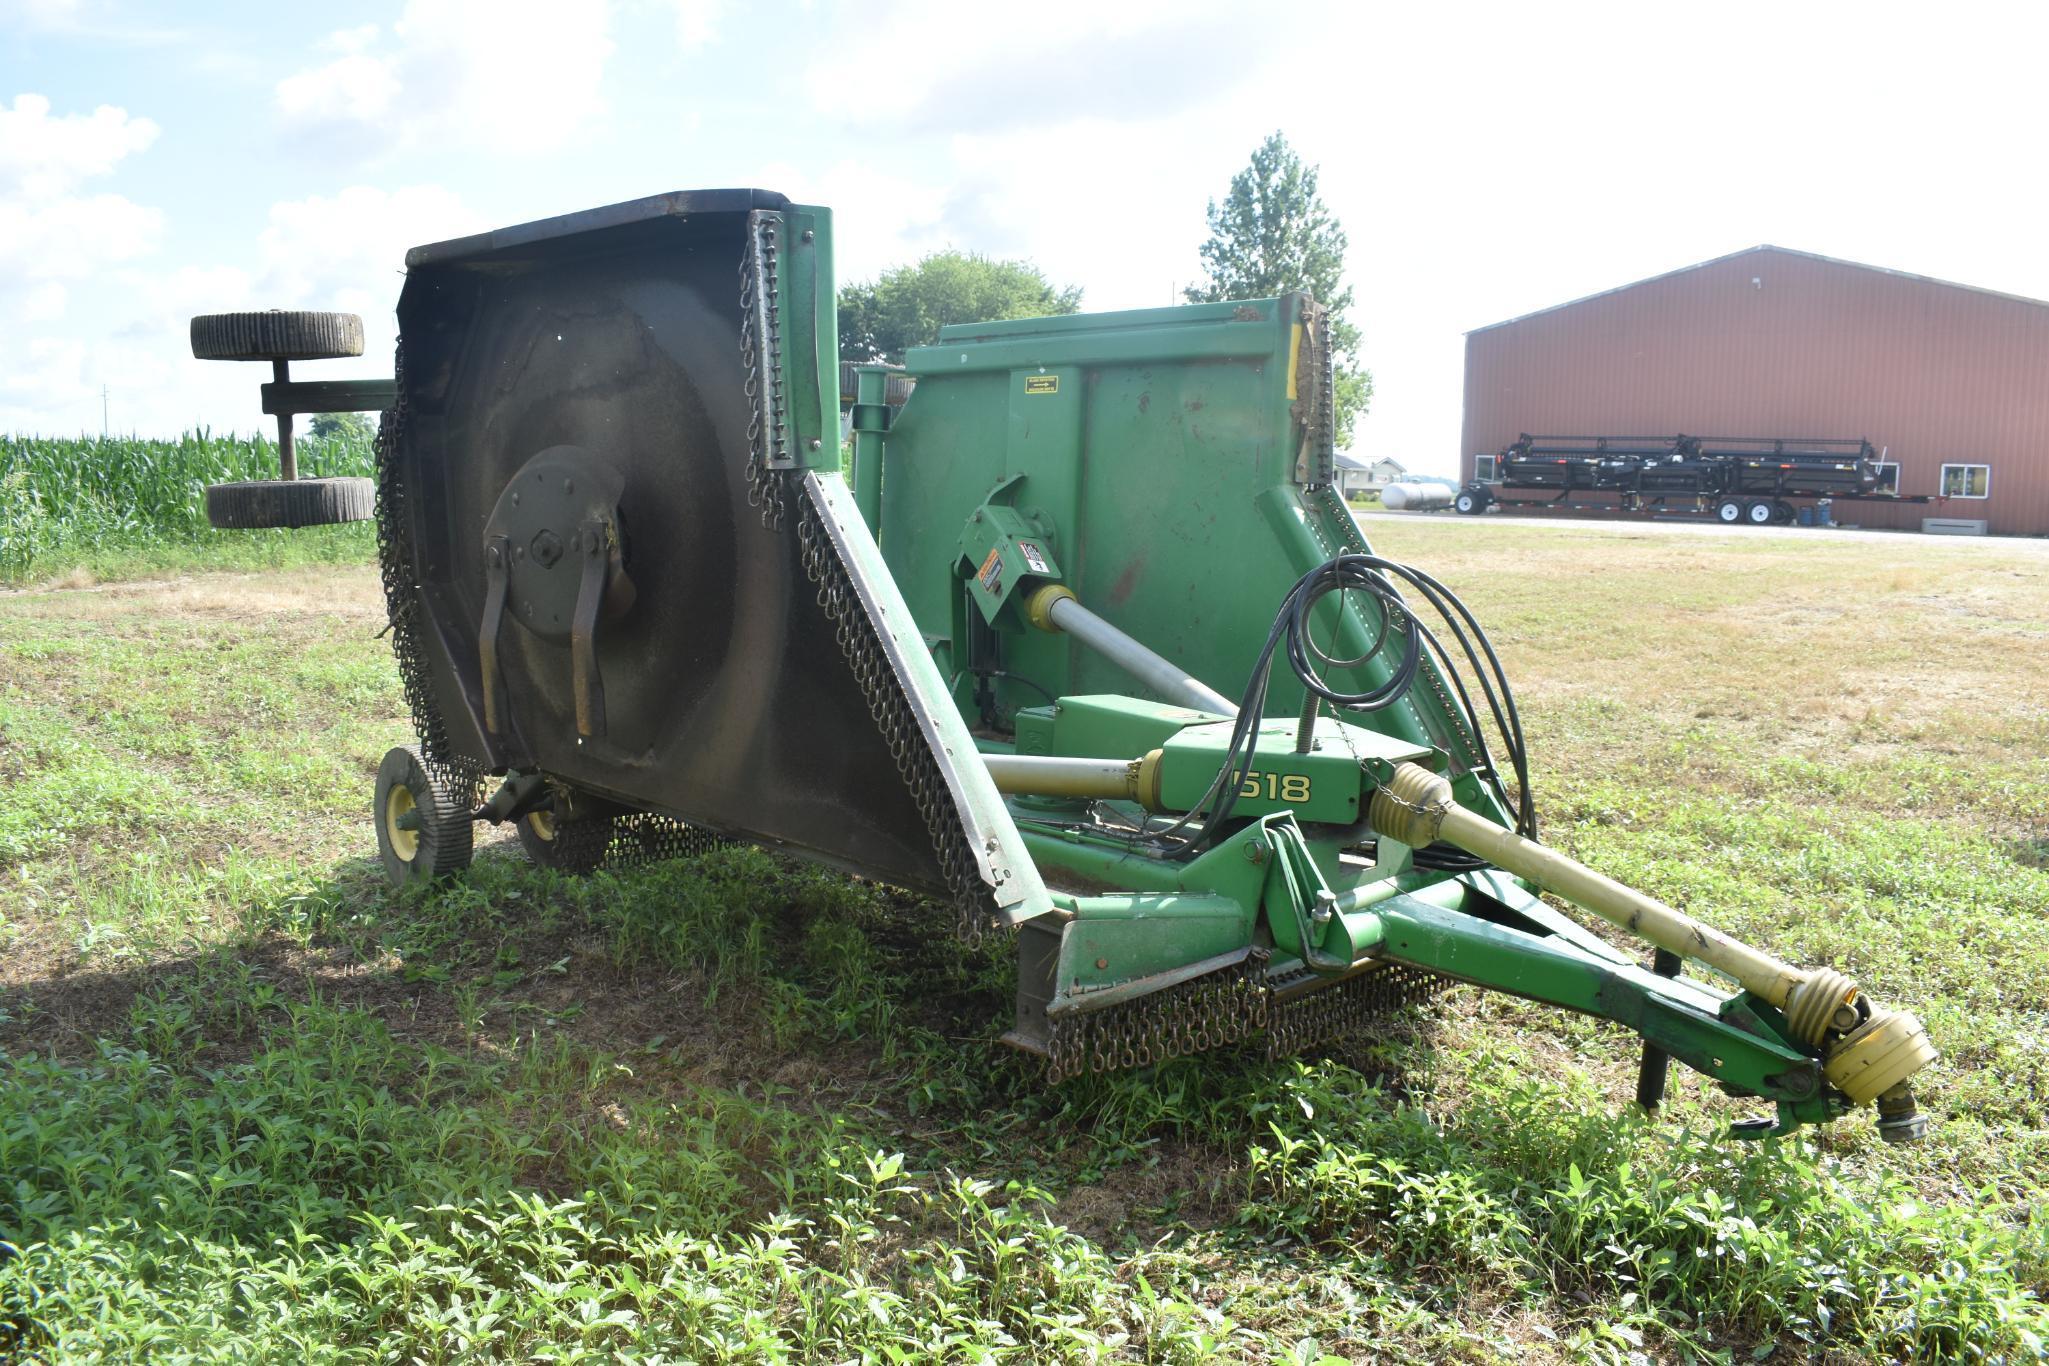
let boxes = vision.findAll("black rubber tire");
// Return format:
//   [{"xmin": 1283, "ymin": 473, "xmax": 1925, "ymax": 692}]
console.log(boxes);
[
  {"xmin": 205, "ymin": 476, "xmax": 374, "ymax": 529},
  {"xmin": 515, "ymin": 808, "xmax": 617, "ymax": 874},
  {"xmin": 1454, "ymin": 489, "xmax": 1486, "ymax": 515},
  {"xmin": 1746, "ymin": 499, "xmax": 1775, "ymax": 526},
  {"xmin": 1716, "ymin": 497, "xmax": 1744, "ymax": 523},
  {"xmin": 190, "ymin": 310, "xmax": 364, "ymax": 362},
  {"xmin": 1773, "ymin": 500, "xmax": 1798, "ymax": 524},
  {"xmin": 374, "ymin": 746, "xmax": 474, "ymax": 886}
]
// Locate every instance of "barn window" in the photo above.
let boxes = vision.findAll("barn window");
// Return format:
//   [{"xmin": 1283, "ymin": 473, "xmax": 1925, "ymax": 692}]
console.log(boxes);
[
  {"xmin": 1871, "ymin": 461, "xmax": 1900, "ymax": 494},
  {"xmin": 1473, "ymin": 452, "xmax": 1499, "ymax": 482},
  {"xmin": 1940, "ymin": 463, "xmax": 1991, "ymax": 499}
]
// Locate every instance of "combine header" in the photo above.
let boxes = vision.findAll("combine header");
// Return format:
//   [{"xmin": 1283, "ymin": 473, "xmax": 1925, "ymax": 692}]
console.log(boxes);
[
  {"xmin": 202, "ymin": 190, "xmax": 1936, "ymax": 1143},
  {"xmin": 1455, "ymin": 432, "xmax": 1926, "ymax": 524}
]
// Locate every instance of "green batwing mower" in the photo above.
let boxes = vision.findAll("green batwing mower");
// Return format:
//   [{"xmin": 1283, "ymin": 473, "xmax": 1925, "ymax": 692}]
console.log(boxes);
[{"xmin": 209, "ymin": 190, "xmax": 1936, "ymax": 1143}]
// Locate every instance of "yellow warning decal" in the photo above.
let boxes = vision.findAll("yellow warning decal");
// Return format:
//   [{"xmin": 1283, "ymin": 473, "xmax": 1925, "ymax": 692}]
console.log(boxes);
[
  {"xmin": 1285, "ymin": 324, "xmax": 1302, "ymax": 400},
  {"xmin": 1024, "ymin": 374, "xmax": 1059, "ymax": 395}
]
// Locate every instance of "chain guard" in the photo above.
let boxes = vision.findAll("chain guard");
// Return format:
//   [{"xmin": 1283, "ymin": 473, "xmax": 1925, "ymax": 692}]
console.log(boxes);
[
  {"xmin": 1045, "ymin": 957, "xmax": 1451, "ymax": 1082},
  {"xmin": 375, "ymin": 343, "xmax": 482, "ymax": 813}
]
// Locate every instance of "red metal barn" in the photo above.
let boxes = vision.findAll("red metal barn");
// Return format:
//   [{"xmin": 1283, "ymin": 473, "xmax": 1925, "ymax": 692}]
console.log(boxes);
[{"xmin": 1460, "ymin": 246, "xmax": 2049, "ymax": 535}]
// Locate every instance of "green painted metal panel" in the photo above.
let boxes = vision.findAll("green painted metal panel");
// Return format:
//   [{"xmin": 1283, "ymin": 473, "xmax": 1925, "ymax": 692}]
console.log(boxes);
[
  {"xmin": 882, "ymin": 300, "xmax": 1307, "ymax": 722},
  {"xmin": 1156, "ymin": 717, "xmax": 1406, "ymax": 825},
  {"xmin": 875, "ymin": 294, "xmax": 1513, "ymax": 831},
  {"xmin": 1011, "ymin": 694, "xmax": 1220, "ymax": 759}
]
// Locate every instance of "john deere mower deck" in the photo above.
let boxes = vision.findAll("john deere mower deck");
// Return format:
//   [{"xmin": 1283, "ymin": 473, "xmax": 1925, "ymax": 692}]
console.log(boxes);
[{"xmin": 211, "ymin": 189, "xmax": 1936, "ymax": 1144}]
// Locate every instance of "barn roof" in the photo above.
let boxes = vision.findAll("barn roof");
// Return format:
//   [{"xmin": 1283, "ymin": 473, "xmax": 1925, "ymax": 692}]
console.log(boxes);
[{"xmin": 1467, "ymin": 245, "xmax": 2049, "ymax": 336}]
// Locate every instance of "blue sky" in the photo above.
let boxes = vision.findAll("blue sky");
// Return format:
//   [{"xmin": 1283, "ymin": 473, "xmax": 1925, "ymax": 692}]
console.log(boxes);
[{"xmin": 4, "ymin": 0, "xmax": 2046, "ymax": 474}]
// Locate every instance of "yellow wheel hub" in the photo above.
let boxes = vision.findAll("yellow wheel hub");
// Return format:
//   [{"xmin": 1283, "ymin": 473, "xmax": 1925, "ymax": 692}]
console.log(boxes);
[
  {"xmin": 385, "ymin": 783, "xmax": 420, "ymax": 861},
  {"xmin": 526, "ymin": 809, "xmax": 558, "ymax": 842}
]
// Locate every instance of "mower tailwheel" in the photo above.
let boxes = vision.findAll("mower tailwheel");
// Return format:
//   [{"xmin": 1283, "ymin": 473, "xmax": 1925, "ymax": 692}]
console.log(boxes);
[
  {"xmin": 515, "ymin": 807, "xmax": 617, "ymax": 875},
  {"xmin": 374, "ymin": 745, "xmax": 474, "ymax": 886}
]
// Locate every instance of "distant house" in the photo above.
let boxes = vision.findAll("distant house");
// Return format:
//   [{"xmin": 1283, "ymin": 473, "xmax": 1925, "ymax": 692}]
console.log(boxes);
[{"xmin": 1335, "ymin": 454, "xmax": 1407, "ymax": 496}]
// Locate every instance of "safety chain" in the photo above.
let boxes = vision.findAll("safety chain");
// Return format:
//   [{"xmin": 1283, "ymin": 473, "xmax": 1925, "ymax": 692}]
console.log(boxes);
[
  {"xmin": 1264, "ymin": 962, "xmax": 1450, "ymax": 1059},
  {"xmin": 374, "ymin": 340, "xmax": 482, "ymax": 809},
  {"xmin": 1312, "ymin": 308, "xmax": 1337, "ymax": 486},
  {"xmin": 546, "ymin": 808, "xmax": 727, "ymax": 873},
  {"xmin": 791, "ymin": 490, "xmax": 998, "ymax": 947},
  {"xmin": 1045, "ymin": 957, "xmax": 1451, "ymax": 1081},
  {"xmin": 739, "ymin": 211, "xmax": 789, "ymax": 528},
  {"xmin": 1046, "ymin": 951, "xmax": 1273, "ymax": 1082}
]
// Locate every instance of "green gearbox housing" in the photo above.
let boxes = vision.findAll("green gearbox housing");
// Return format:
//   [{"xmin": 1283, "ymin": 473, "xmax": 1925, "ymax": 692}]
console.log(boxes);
[{"xmin": 332, "ymin": 190, "xmax": 1933, "ymax": 1148}]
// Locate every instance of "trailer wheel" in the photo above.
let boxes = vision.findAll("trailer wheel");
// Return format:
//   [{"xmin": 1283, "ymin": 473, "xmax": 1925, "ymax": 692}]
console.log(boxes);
[
  {"xmin": 374, "ymin": 746, "xmax": 474, "ymax": 886},
  {"xmin": 516, "ymin": 807, "xmax": 618, "ymax": 874},
  {"xmin": 1773, "ymin": 500, "xmax": 1797, "ymax": 524},
  {"xmin": 1454, "ymin": 488, "xmax": 1488, "ymax": 515},
  {"xmin": 205, "ymin": 476, "xmax": 375, "ymax": 529},
  {"xmin": 1745, "ymin": 499, "xmax": 1776, "ymax": 525},
  {"xmin": 190, "ymin": 310, "xmax": 364, "ymax": 362},
  {"xmin": 1716, "ymin": 497, "xmax": 1744, "ymax": 524}
]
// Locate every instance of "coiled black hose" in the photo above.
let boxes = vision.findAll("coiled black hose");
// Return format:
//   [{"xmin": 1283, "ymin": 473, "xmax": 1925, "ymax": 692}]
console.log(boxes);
[{"xmin": 1161, "ymin": 553, "xmax": 1534, "ymax": 862}]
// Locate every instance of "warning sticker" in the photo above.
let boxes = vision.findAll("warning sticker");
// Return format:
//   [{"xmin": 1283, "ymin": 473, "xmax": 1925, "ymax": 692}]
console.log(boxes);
[
  {"xmin": 977, "ymin": 547, "xmax": 1003, "ymax": 596},
  {"xmin": 1024, "ymin": 374, "xmax": 1059, "ymax": 395},
  {"xmin": 1018, "ymin": 541, "xmax": 1052, "ymax": 575}
]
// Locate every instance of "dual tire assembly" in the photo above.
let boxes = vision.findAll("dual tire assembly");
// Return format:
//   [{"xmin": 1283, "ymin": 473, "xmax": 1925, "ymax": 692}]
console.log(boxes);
[
  {"xmin": 1716, "ymin": 496, "xmax": 1799, "ymax": 526},
  {"xmin": 189, "ymin": 309, "xmax": 378, "ymax": 530}
]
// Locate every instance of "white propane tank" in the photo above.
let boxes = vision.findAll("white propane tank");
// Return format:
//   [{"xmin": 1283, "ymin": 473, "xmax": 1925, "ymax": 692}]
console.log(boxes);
[{"xmin": 1380, "ymin": 481, "xmax": 1455, "ymax": 512}]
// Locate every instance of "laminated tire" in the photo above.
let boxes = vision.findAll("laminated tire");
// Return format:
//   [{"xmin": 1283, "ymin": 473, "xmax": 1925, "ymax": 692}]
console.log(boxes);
[
  {"xmin": 374, "ymin": 745, "xmax": 475, "ymax": 886},
  {"xmin": 205, "ymin": 476, "xmax": 374, "ymax": 529},
  {"xmin": 190, "ymin": 310, "xmax": 364, "ymax": 362},
  {"xmin": 515, "ymin": 808, "xmax": 618, "ymax": 874}
]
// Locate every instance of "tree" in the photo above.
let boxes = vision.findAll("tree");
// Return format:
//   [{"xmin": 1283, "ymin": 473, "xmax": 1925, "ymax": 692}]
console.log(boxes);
[
  {"xmin": 309, "ymin": 411, "xmax": 373, "ymax": 444},
  {"xmin": 1184, "ymin": 133, "xmax": 1372, "ymax": 444},
  {"xmin": 840, "ymin": 251, "xmax": 1081, "ymax": 364}
]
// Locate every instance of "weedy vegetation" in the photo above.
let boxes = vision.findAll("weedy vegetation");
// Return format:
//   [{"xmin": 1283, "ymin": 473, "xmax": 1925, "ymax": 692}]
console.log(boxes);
[{"xmin": 1, "ymin": 514, "xmax": 2045, "ymax": 1361}]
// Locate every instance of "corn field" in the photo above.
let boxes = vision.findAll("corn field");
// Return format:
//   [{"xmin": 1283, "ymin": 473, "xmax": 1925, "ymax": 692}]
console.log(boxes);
[{"xmin": 0, "ymin": 430, "xmax": 376, "ymax": 577}]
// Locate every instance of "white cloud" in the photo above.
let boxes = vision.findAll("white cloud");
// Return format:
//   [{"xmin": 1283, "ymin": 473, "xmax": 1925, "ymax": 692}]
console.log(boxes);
[
  {"xmin": 274, "ymin": 1, "xmax": 615, "ymax": 158},
  {"xmin": 805, "ymin": 0, "xmax": 1260, "ymax": 131},
  {"xmin": 21, "ymin": 279, "xmax": 63, "ymax": 320},
  {"xmin": 755, "ymin": 159, "xmax": 953, "ymax": 284},
  {"xmin": 672, "ymin": 0, "xmax": 720, "ymax": 50},
  {"xmin": 7, "ymin": 0, "xmax": 82, "ymax": 24},
  {"xmin": 0, "ymin": 91, "xmax": 166, "ymax": 432},
  {"xmin": 0, "ymin": 93, "xmax": 164, "ymax": 307},
  {"xmin": 1, "ymin": 0, "xmax": 186, "ymax": 42},
  {"xmin": 0, "ymin": 92, "xmax": 159, "ymax": 199},
  {"xmin": 0, "ymin": 191, "xmax": 160, "ymax": 279},
  {"xmin": 254, "ymin": 183, "xmax": 477, "ymax": 307},
  {"xmin": 275, "ymin": 52, "xmax": 402, "ymax": 126},
  {"xmin": 320, "ymin": 22, "xmax": 381, "ymax": 54}
]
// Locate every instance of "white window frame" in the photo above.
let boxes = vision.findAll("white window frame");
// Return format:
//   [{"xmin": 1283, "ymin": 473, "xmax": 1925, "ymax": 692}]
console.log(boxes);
[
  {"xmin": 1870, "ymin": 460, "xmax": 1900, "ymax": 495},
  {"xmin": 1940, "ymin": 463, "xmax": 1991, "ymax": 499},
  {"xmin": 1473, "ymin": 452, "xmax": 1499, "ymax": 483}
]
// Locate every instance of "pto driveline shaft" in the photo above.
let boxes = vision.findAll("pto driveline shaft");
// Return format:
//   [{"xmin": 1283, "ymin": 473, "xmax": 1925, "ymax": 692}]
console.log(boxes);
[
  {"xmin": 1025, "ymin": 585, "xmax": 1237, "ymax": 716},
  {"xmin": 1369, "ymin": 761, "xmax": 1803, "ymax": 1004},
  {"xmin": 1368, "ymin": 761, "xmax": 1936, "ymax": 1109}
]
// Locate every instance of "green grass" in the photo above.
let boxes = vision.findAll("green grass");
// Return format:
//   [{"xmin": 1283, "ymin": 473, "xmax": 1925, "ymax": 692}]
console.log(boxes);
[
  {"xmin": 2, "ymin": 524, "xmax": 2047, "ymax": 1360},
  {"xmin": 0, "ymin": 431, "xmax": 377, "ymax": 582}
]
